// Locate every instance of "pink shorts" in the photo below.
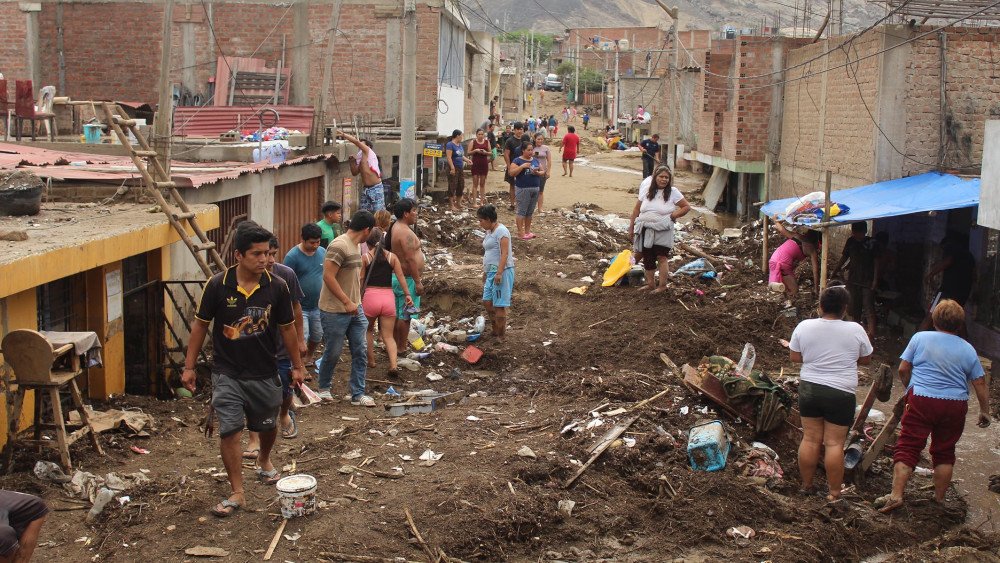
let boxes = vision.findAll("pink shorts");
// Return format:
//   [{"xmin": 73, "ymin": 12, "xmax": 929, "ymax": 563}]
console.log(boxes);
[
  {"xmin": 362, "ymin": 287, "xmax": 396, "ymax": 318},
  {"xmin": 768, "ymin": 259, "xmax": 795, "ymax": 283}
]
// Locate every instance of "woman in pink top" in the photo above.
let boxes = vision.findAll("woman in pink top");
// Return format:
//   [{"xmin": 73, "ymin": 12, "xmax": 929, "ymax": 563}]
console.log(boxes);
[{"xmin": 768, "ymin": 221, "xmax": 821, "ymax": 301}]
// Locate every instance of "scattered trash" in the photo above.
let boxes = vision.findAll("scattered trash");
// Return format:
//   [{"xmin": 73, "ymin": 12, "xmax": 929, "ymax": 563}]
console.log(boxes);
[
  {"xmin": 679, "ymin": 406, "xmax": 690, "ymax": 415},
  {"xmin": 558, "ymin": 499, "xmax": 576, "ymax": 517},
  {"xmin": 461, "ymin": 345, "xmax": 483, "ymax": 364},
  {"xmin": 734, "ymin": 343, "xmax": 757, "ymax": 377},
  {"xmin": 385, "ymin": 387, "xmax": 401, "ymax": 399},
  {"xmin": 426, "ymin": 372, "xmax": 443, "ymax": 382},
  {"xmin": 341, "ymin": 449, "xmax": 363, "ymax": 460},
  {"xmin": 567, "ymin": 286, "xmax": 588, "ymax": 295},
  {"xmin": 419, "ymin": 449, "xmax": 443, "ymax": 466},
  {"xmin": 466, "ymin": 416, "xmax": 482, "ymax": 421},
  {"xmin": 567, "ymin": 254, "xmax": 584, "ymax": 261},
  {"xmin": 745, "ymin": 442, "xmax": 784, "ymax": 479},
  {"xmin": 914, "ymin": 466, "xmax": 934, "ymax": 476},
  {"xmin": 117, "ymin": 495, "xmax": 130, "ymax": 506},
  {"xmin": 435, "ymin": 342, "xmax": 460, "ymax": 354},
  {"xmin": 726, "ymin": 526, "xmax": 756, "ymax": 541},
  {"xmin": 622, "ymin": 437, "xmax": 637, "ymax": 448},
  {"xmin": 397, "ymin": 358, "xmax": 422, "ymax": 372},
  {"xmin": 130, "ymin": 446, "xmax": 150, "ymax": 455},
  {"xmin": 34, "ymin": 461, "xmax": 70, "ymax": 483},
  {"xmin": 517, "ymin": 446, "xmax": 537, "ymax": 459},
  {"xmin": 86, "ymin": 488, "xmax": 115, "ymax": 523},
  {"xmin": 687, "ymin": 420, "xmax": 730, "ymax": 472},
  {"xmin": 843, "ymin": 442, "xmax": 864, "ymax": 470},
  {"xmin": 283, "ymin": 532, "xmax": 301, "ymax": 542},
  {"xmin": 293, "ymin": 383, "xmax": 323, "ymax": 408},
  {"xmin": 580, "ymin": 276, "xmax": 594, "ymax": 283},
  {"xmin": 721, "ymin": 228, "xmax": 743, "ymax": 239},
  {"xmin": 674, "ymin": 258, "xmax": 716, "ymax": 276}
]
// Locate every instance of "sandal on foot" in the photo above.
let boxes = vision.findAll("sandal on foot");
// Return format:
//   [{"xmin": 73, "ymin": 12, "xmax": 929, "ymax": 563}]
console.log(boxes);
[
  {"xmin": 281, "ymin": 411, "xmax": 298, "ymax": 439},
  {"xmin": 211, "ymin": 498, "xmax": 242, "ymax": 517},
  {"xmin": 241, "ymin": 448, "xmax": 260, "ymax": 460},
  {"xmin": 257, "ymin": 468, "xmax": 281, "ymax": 486},
  {"xmin": 875, "ymin": 494, "xmax": 904, "ymax": 514}
]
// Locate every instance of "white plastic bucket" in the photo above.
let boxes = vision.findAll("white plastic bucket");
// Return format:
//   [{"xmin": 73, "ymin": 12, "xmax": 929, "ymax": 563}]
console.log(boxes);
[{"xmin": 276, "ymin": 474, "xmax": 317, "ymax": 518}]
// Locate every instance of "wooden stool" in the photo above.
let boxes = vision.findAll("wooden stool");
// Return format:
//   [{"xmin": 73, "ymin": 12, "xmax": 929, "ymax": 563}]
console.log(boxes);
[{"xmin": 1, "ymin": 329, "xmax": 104, "ymax": 473}]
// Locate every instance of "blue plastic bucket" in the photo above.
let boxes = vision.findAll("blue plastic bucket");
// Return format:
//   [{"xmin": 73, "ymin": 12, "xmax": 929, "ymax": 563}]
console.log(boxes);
[
  {"xmin": 83, "ymin": 124, "xmax": 102, "ymax": 144},
  {"xmin": 687, "ymin": 420, "xmax": 730, "ymax": 472},
  {"xmin": 400, "ymin": 179, "xmax": 416, "ymax": 200}
]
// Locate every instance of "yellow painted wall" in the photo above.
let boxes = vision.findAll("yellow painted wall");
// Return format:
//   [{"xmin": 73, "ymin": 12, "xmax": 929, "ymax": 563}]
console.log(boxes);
[
  {"xmin": 0, "ymin": 290, "xmax": 38, "ymax": 448},
  {"xmin": 85, "ymin": 263, "xmax": 125, "ymax": 400}
]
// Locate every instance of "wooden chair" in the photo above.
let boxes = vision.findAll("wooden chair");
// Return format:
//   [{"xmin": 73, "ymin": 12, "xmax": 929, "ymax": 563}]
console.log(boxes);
[
  {"xmin": 13, "ymin": 80, "xmax": 56, "ymax": 142},
  {"xmin": 1, "ymin": 329, "xmax": 103, "ymax": 473}
]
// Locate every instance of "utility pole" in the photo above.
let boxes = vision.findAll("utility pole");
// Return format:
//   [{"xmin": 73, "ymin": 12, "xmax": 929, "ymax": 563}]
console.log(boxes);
[
  {"xmin": 656, "ymin": 1, "xmax": 679, "ymax": 169},
  {"xmin": 574, "ymin": 34, "xmax": 580, "ymax": 103},
  {"xmin": 612, "ymin": 42, "xmax": 619, "ymax": 128},
  {"xmin": 400, "ymin": 0, "xmax": 417, "ymax": 184},
  {"xmin": 153, "ymin": 0, "xmax": 175, "ymax": 178}
]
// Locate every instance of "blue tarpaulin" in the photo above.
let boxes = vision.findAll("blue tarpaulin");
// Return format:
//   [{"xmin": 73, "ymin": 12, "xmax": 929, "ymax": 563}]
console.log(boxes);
[{"xmin": 761, "ymin": 172, "xmax": 981, "ymax": 224}]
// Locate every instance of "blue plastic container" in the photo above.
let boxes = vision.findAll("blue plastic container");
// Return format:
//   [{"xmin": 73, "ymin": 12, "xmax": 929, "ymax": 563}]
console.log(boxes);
[
  {"xmin": 687, "ymin": 420, "xmax": 730, "ymax": 472},
  {"xmin": 400, "ymin": 179, "xmax": 416, "ymax": 200},
  {"xmin": 83, "ymin": 124, "xmax": 102, "ymax": 144}
]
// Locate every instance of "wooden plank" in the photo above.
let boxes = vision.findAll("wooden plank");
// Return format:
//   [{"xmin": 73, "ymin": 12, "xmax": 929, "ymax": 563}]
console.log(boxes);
[
  {"xmin": 860, "ymin": 394, "xmax": 907, "ymax": 473},
  {"xmin": 563, "ymin": 415, "xmax": 639, "ymax": 488}
]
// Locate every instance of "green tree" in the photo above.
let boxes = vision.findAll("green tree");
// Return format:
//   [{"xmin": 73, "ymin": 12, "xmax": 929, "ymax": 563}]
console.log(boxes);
[
  {"xmin": 555, "ymin": 61, "xmax": 576, "ymax": 77},
  {"xmin": 498, "ymin": 30, "xmax": 556, "ymax": 60}
]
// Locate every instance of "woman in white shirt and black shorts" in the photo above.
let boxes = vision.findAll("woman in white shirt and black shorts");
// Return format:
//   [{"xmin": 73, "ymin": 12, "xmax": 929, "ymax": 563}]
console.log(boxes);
[{"xmin": 789, "ymin": 286, "xmax": 873, "ymax": 500}]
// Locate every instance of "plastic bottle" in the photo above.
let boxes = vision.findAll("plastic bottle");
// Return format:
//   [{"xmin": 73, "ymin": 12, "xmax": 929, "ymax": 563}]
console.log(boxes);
[
  {"xmin": 411, "ymin": 320, "xmax": 427, "ymax": 336},
  {"xmin": 407, "ymin": 352, "xmax": 432, "ymax": 361},
  {"xmin": 434, "ymin": 342, "xmax": 459, "ymax": 354},
  {"xmin": 473, "ymin": 315, "xmax": 486, "ymax": 334},
  {"xmin": 408, "ymin": 330, "xmax": 425, "ymax": 351}
]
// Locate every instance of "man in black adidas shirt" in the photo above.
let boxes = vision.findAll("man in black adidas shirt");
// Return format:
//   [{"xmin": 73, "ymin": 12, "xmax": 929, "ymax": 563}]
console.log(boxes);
[{"xmin": 182, "ymin": 222, "xmax": 306, "ymax": 517}]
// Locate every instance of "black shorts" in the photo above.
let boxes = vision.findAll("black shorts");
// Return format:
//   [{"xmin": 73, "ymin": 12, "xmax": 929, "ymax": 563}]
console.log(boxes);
[
  {"xmin": 0, "ymin": 491, "xmax": 48, "ymax": 556},
  {"xmin": 211, "ymin": 373, "xmax": 282, "ymax": 438},
  {"xmin": 640, "ymin": 244, "xmax": 671, "ymax": 270},
  {"xmin": 798, "ymin": 380, "xmax": 855, "ymax": 427},
  {"xmin": 538, "ymin": 176, "xmax": 547, "ymax": 193}
]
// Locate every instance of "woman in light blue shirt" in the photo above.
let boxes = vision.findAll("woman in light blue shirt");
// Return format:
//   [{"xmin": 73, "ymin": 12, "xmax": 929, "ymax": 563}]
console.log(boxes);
[{"xmin": 477, "ymin": 204, "xmax": 513, "ymax": 342}]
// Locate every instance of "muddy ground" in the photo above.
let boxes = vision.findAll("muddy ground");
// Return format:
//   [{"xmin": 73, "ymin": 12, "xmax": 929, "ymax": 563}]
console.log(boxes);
[{"xmin": 5, "ymin": 159, "xmax": 1000, "ymax": 561}]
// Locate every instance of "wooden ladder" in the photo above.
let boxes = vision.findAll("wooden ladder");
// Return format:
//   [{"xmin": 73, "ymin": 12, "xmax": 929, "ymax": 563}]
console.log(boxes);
[{"xmin": 99, "ymin": 102, "xmax": 225, "ymax": 277}]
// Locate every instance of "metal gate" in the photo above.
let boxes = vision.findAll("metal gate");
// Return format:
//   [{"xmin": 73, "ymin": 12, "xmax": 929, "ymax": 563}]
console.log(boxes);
[
  {"xmin": 123, "ymin": 280, "xmax": 163, "ymax": 396},
  {"xmin": 273, "ymin": 176, "xmax": 323, "ymax": 256}
]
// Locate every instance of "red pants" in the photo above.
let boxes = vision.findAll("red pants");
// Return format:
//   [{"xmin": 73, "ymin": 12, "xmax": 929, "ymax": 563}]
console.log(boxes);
[{"xmin": 893, "ymin": 390, "xmax": 968, "ymax": 468}]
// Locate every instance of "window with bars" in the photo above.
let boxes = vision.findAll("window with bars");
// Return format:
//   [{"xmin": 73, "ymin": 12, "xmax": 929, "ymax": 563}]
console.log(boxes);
[{"xmin": 36, "ymin": 277, "xmax": 76, "ymax": 332}]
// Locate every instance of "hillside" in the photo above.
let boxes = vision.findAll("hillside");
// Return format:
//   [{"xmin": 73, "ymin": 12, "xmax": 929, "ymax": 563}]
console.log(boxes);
[{"xmin": 468, "ymin": 0, "xmax": 885, "ymax": 35}]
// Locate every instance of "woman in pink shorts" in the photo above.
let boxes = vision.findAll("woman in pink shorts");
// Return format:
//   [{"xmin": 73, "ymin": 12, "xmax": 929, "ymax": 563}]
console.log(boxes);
[
  {"xmin": 361, "ymin": 228, "xmax": 414, "ymax": 378},
  {"xmin": 768, "ymin": 221, "xmax": 821, "ymax": 301}
]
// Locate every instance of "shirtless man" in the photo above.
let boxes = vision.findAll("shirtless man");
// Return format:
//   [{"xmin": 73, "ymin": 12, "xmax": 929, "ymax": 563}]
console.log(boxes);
[
  {"xmin": 338, "ymin": 130, "xmax": 385, "ymax": 212},
  {"xmin": 385, "ymin": 198, "xmax": 425, "ymax": 354}
]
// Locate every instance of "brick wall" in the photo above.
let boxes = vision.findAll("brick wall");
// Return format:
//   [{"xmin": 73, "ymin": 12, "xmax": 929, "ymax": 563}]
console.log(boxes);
[
  {"xmin": 698, "ymin": 40, "xmax": 735, "ymax": 157},
  {"xmin": 902, "ymin": 27, "xmax": 1000, "ymax": 176},
  {"xmin": 34, "ymin": 1, "xmax": 444, "ymax": 130},
  {"xmin": 0, "ymin": 3, "xmax": 29, "ymax": 101},
  {"xmin": 777, "ymin": 33, "xmax": 881, "ymax": 199}
]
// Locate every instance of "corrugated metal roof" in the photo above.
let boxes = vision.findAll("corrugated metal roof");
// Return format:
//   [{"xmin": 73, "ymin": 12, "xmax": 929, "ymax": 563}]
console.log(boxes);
[
  {"xmin": 0, "ymin": 142, "xmax": 335, "ymax": 189},
  {"xmin": 173, "ymin": 105, "xmax": 315, "ymax": 137}
]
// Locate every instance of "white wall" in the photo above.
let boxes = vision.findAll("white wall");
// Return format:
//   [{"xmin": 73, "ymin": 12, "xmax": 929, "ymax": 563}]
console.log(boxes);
[
  {"xmin": 981, "ymin": 120, "xmax": 1000, "ymax": 230},
  {"xmin": 437, "ymin": 84, "xmax": 465, "ymax": 135}
]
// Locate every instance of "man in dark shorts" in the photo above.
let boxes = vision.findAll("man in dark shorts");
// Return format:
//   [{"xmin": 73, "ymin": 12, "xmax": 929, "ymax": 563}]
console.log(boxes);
[
  {"xmin": 639, "ymin": 134, "xmax": 661, "ymax": 178},
  {"xmin": 503, "ymin": 122, "xmax": 530, "ymax": 210},
  {"xmin": 182, "ymin": 222, "xmax": 306, "ymax": 517},
  {"xmin": 833, "ymin": 222, "xmax": 878, "ymax": 337},
  {"xmin": 244, "ymin": 234, "xmax": 307, "ymax": 457},
  {"xmin": 0, "ymin": 491, "xmax": 47, "ymax": 561}
]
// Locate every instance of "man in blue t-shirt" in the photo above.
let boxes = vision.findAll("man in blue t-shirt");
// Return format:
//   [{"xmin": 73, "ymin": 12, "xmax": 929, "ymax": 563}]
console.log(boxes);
[
  {"xmin": 284, "ymin": 223, "xmax": 326, "ymax": 364},
  {"xmin": 640, "ymin": 134, "xmax": 661, "ymax": 179}
]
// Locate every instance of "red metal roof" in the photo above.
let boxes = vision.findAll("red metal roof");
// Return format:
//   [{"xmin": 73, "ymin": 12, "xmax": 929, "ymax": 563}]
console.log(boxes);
[
  {"xmin": 173, "ymin": 105, "xmax": 315, "ymax": 137},
  {"xmin": 0, "ymin": 142, "xmax": 334, "ymax": 189}
]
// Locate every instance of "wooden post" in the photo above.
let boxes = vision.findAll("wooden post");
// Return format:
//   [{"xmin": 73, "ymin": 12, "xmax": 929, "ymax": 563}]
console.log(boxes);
[
  {"xmin": 762, "ymin": 214, "xmax": 770, "ymax": 275},
  {"xmin": 819, "ymin": 170, "xmax": 832, "ymax": 292},
  {"xmin": 152, "ymin": 0, "xmax": 175, "ymax": 179}
]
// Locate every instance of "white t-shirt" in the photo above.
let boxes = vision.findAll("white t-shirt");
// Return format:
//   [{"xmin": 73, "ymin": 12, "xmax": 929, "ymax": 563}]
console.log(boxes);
[
  {"xmin": 637, "ymin": 176, "xmax": 684, "ymax": 215},
  {"xmin": 789, "ymin": 318, "xmax": 874, "ymax": 394}
]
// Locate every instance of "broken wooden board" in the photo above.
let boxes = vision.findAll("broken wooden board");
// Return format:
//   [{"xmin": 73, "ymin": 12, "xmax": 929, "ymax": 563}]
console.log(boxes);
[
  {"xmin": 185, "ymin": 546, "xmax": 230, "ymax": 557},
  {"xmin": 563, "ymin": 415, "xmax": 639, "ymax": 488}
]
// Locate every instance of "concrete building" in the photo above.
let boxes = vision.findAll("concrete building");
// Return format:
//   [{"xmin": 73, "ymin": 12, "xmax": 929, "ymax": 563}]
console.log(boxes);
[{"xmin": 553, "ymin": 26, "xmax": 670, "ymax": 76}]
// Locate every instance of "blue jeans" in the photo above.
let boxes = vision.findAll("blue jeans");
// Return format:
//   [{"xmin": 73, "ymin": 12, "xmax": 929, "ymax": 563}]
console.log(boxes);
[
  {"xmin": 318, "ymin": 307, "xmax": 369, "ymax": 399},
  {"xmin": 302, "ymin": 307, "xmax": 322, "ymax": 343}
]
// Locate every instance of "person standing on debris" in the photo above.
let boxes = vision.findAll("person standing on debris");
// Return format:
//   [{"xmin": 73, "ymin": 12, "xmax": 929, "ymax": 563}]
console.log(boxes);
[
  {"xmin": 918, "ymin": 233, "xmax": 976, "ymax": 335},
  {"xmin": 628, "ymin": 165, "xmax": 691, "ymax": 293},
  {"xmin": 561, "ymin": 125, "xmax": 580, "ymax": 178},
  {"xmin": 361, "ymin": 227, "xmax": 414, "ymax": 378},
  {"xmin": 183, "ymin": 222, "xmax": 305, "ymax": 517},
  {"xmin": 789, "ymin": 285, "xmax": 873, "ymax": 501},
  {"xmin": 386, "ymin": 198, "xmax": 426, "ymax": 358},
  {"xmin": 446, "ymin": 129, "xmax": 469, "ymax": 211},
  {"xmin": 338, "ymin": 130, "xmax": 385, "ymax": 213},
  {"xmin": 549, "ymin": 114, "xmax": 558, "ymax": 137},
  {"xmin": 0, "ymin": 491, "xmax": 47, "ymax": 562},
  {"xmin": 767, "ymin": 221, "xmax": 821, "ymax": 303},
  {"xmin": 532, "ymin": 133, "xmax": 552, "ymax": 214},
  {"xmin": 503, "ymin": 123, "xmax": 530, "ymax": 211},
  {"xmin": 245, "ymin": 234, "xmax": 307, "ymax": 456},
  {"xmin": 582, "ymin": 111, "xmax": 590, "ymax": 130},
  {"xmin": 316, "ymin": 201, "xmax": 343, "ymax": 249},
  {"xmin": 876, "ymin": 299, "xmax": 990, "ymax": 514},
  {"xmin": 509, "ymin": 142, "xmax": 544, "ymax": 240},
  {"xmin": 833, "ymin": 222, "xmax": 878, "ymax": 337},
  {"xmin": 478, "ymin": 204, "xmax": 513, "ymax": 342},
  {"xmin": 284, "ymin": 223, "xmax": 326, "ymax": 365},
  {"xmin": 639, "ymin": 134, "xmax": 661, "ymax": 179},
  {"xmin": 317, "ymin": 211, "xmax": 376, "ymax": 407},
  {"xmin": 486, "ymin": 122, "xmax": 500, "ymax": 172},
  {"xmin": 469, "ymin": 128, "xmax": 492, "ymax": 207}
]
